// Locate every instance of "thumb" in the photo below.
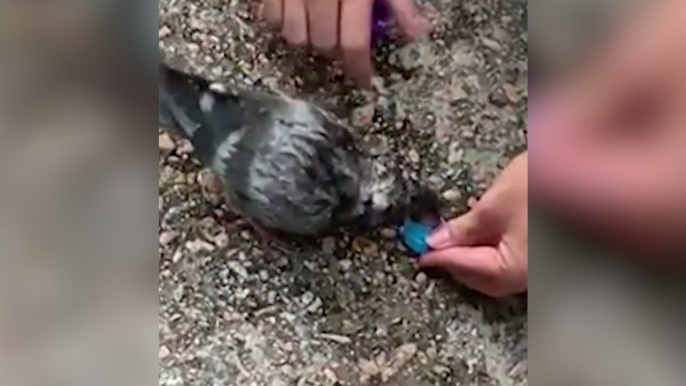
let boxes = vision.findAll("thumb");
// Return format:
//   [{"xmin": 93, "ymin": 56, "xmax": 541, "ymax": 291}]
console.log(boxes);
[
  {"xmin": 386, "ymin": 0, "xmax": 431, "ymax": 39},
  {"xmin": 418, "ymin": 246, "xmax": 516, "ymax": 298},
  {"xmin": 426, "ymin": 206, "xmax": 500, "ymax": 250}
]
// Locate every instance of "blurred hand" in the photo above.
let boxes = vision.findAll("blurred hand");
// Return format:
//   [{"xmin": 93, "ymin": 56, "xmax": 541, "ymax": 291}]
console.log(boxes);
[
  {"xmin": 261, "ymin": 0, "xmax": 430, "ymax": 87},
  {"xmin": 530, "ymin": 0, "xmax": 686, "ymax": 258},
  {"xmin": 419, "ymin": 153, "xmax": 528, "ymax": 298}
]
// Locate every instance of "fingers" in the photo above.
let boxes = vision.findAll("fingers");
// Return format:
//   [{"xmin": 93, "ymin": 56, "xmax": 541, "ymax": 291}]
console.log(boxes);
[
  {"xmin": 282, "ymin": 0, "xmax": 308, "ymax": 46},
  {"xmin": 262, "ymin": 0, "xmax": 430, "ymax": 87},
  {"xmin": 529, "ymin": 98, "xmax": 684, "ymax": 250},
  {"xmin": 306, "ymin": 0, "xmax": 340, "ymax": 52},
  {"xmin": 386, "ymin": 0, "xmax": 431, "ymax": 39},
  {"xmin": 419, "ymin": 246, "xmax": 524, "ymax": 298},
  {"xmin": 531, "ymin": 92, "xmax": 672, "ymax": 210},
  {"xmin": 340, "ymin": 0, "xmax": 374, "ymax": 87},
  {"xmin": 263, "ymin": 0, "xmax": 283, "ymax": 27}
]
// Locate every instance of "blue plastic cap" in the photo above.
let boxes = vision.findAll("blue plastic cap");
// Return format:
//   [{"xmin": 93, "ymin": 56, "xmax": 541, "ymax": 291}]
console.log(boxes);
[{"xmin": 400, "ymin": 218, "xmax": 434, "ymax": 256}]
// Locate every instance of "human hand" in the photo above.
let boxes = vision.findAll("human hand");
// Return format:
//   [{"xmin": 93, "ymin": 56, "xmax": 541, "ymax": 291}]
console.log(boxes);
[
  {"xmin": 529, "ymin": 0, "xmax": 686, "ymax": 259},
  {"xmin": 261, "ymin": 0, "xmax": 430, "ymax": 87},
  {"xmin": 419, "ymin": 153, "xmax": 528, "ymax": 298}
]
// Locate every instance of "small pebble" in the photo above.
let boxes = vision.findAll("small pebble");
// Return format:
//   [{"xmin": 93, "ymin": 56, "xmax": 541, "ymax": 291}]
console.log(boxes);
[
  {"xmin": 408, "ymin": 149, "xmax": 420, "ymax": 164},
  {"xmin": 213, "ymin": 231, "xmax": 229, "ymax": 248},
  {"xmin": 159, "ymin": 132, "xmax": 175, "ymax": 153},
  {"xmin": 322, "ymin": 237, "xmax": 336, "ymax": 255},
  {"xmin": 227, "ymin": 261, "xmax": 248, "ymax": 278},
  {"xmin": 441, "ymin": 189, "xmax": 461, "ymax": 201},
  {"xmin": 306, "ymin": 297, "xmax": 322, "ymax": 313},
  {"xmin": 171, "ymin": 249, "xmax": 184, "ymax": 264},
  {"xmin": 338, "ymin": 259, "xmax": 352, "ymax": 271},
  {"xmin": 322, "ymin": 368, "xmax": 338, "ymax": 383},
  {"xmin": 381, "ymin": 343, "xmax": 418, "ymax": 382},
  {"xmin": 159, "ymin": 345, "xmax": 171, "ymax": 359},
  {"xmin": 415, "ymin": 272, "xmax": 427, "ymax": 284},
  {"xmin": 159, "ymin": 26, "xmax": 171, "ymax": 38},
  {"xmin": 380, "ymin": 228, "xmax": 397, "ymax": 239},
  {"xmin": 159, "ymin": 230, "xmax": 178, "ymax": 246},
  {"xmin": 301, "ymin": 291, "xmax": 315, "ymax": 305},
  {"xmin": 185, "ymin": 239, "xmax": 215, "ymax": 253},
  {"xmin": 318, "ymin": 333, "xmax": 351, "ymax": 344},
  {"xmin": 481, "ymin": 36, "xmax": 503, "ymax": 51},
  {"xmin": 351, "ymin": 103, "xmax": 376, "ymax": 128},
  {"xmin": 363, "ymin": 243, "xmax": 380, "ymax": 258},
  {"xmin": 198, "ymin": 169, "xmax": 224, "ymax": 194},
  {"xmin": 432, "ymin": 364, "xmax": 451, "ymax": 376},
  {"xmin": 502, "ymin": 83, "xmax": 524, "ymax": 103},
  {"xmin": 489, "ymin": 88, "xmax": 509, "ymax": 108},
  {"xmin": 267, "ymin": 290, "xmax": 277, "ymax": 304},
  {"xmin": 176, "ymin": 139, "xmax": 194, "ymax": 155},
  {"xmin": 359, "ymin": 358, "xmax": 380, "ymax": 381}
]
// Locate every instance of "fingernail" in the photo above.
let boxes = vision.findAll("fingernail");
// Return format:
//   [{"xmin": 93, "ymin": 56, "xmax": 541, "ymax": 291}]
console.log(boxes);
[{"xmin": 426, "ymin": 225, "xmax": 451, "ymax": 249}]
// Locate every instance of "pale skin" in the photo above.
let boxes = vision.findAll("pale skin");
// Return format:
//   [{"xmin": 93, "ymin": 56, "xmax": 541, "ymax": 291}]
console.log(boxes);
[{"xmin": 530, "ymin": 0, "xmax": 686, "ymax": 259}]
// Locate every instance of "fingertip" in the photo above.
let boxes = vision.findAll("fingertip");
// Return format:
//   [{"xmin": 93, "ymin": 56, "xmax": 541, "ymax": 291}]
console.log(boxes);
[
  {"xmin": 263, "ymin": 0, "xmax": 284, "ymax": 27},
  {"xmin": 282, "ymin": 0, "xmax": 309, "ymax": 46},
  {"xmin": 403, "ymin": 14, "xmax": 432, "ymax": 40},
  {"xmin": 387, "ymin": 0, "xmax": 431, "ymax": 40},
  {"xmin": 425, "ymin": 225, "xmax": 451, "ymax": 249},
  {"xmin": 350, "ymin": 70, "xmax": 373, "ymax": 89},
  {"xmin": 417, "ymin": 249, "xmax": 451, "ymax": 268},
  {"xmin": 341, "ymin": 56, "xmax": 373, "ymax": 88},
  {"xmin": 340, "ymin": 0, "xmax": 374, "ymax": 88}
]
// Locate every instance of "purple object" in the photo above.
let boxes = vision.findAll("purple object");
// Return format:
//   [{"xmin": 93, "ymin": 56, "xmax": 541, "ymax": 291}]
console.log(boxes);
[{"xmin": 371, "ymin": 0, "xmax": 392, "ymax": 44}]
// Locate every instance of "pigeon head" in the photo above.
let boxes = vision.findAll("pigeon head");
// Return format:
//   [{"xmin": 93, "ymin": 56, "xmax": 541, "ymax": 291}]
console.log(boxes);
[{"xmin": 354, "ymin": 155, "xmax": 442, "ymax": 230}]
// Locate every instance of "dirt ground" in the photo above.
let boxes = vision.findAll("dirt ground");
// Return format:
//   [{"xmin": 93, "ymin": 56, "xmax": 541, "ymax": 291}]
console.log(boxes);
[{"xmin": 158, "ymin": 1, "xmax": 528, "ymax": 385}]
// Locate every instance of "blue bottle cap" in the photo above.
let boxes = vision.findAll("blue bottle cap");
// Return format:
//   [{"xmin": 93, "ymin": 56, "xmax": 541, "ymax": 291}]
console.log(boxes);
[{"xmin": 400, "ymin": 218, "xmax": 435, "ymax": 256}]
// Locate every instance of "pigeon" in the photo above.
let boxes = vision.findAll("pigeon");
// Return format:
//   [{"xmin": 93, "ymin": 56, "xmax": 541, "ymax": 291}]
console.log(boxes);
[{"xmin": 159, "ymin": 62, "xmax": 441, "ymax": 240}]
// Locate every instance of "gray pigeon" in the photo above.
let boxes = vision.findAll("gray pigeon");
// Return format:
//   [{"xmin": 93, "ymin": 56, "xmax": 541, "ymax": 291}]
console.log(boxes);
[{"xmin": 159, "ymin": 63, "xmax": 440, "ymax": 239}]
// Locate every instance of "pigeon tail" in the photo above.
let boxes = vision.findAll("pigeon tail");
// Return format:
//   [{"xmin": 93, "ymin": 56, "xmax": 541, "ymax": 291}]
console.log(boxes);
[{"xmin": 158, "ymin": 63, "xmax": 245, "ymax": 165}]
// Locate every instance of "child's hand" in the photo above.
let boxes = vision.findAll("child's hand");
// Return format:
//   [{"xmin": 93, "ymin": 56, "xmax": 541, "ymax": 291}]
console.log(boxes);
[
  {"xmin": 419, "ymin": 154, "xmax": 528, "ymax": 298},
  {"xmin": 262, "ymin": 0, "xmax": 430, "ymax": 87}
]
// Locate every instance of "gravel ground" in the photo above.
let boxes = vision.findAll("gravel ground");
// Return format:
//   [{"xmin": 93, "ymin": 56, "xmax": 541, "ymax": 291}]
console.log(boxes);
[{"xmin": 158, "ymin": 1, "xmax": 528, "ymax": 385}]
